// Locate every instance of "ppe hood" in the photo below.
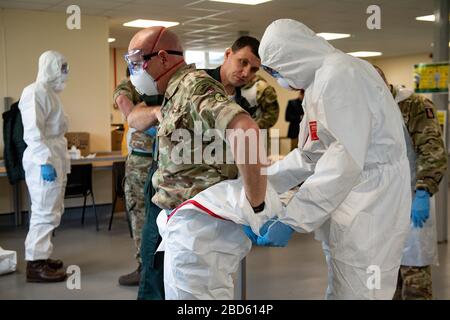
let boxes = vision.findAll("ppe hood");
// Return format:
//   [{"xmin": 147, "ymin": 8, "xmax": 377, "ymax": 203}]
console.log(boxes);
[
  {"xmin": 259, "ymin": 19, "xmax": 336, "ymax": 89},
  {"xmin": 36, "ymin": 50, "xmax": 67, "ymax": 91}
]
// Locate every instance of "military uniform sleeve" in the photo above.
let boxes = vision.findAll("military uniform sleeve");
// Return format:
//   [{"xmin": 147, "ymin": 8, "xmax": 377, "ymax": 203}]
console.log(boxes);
[
  {"xmin": 190, "ymin": 78, "xmax": 248, "ymax": 132},
  {"xmin": 113, "ymin": 80, "xmax": 142, "ymax": 107},
  {"xmin": 254, "ymin": 84, "xmax": 280, "ymax": 129},
  {"xmin": 406, "ymin": 96, "xmax": 447, "ymax": 195}
]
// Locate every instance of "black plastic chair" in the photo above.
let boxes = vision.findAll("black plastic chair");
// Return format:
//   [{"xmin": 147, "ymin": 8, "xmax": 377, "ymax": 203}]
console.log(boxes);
[
  {"xmin": 108, "ymin": 161, "xmax": 133, "ymax": 238},
  {"xmin": 65, "ymin": 164, "xmax": 99, "ymax": 231}
]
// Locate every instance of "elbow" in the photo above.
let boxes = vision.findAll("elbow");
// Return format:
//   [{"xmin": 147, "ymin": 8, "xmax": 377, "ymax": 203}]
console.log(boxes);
[
  {"xmin": 228, "ymin": 113, "xmax": 259, "ymax": 131},
  {"xmin": 126, "ymin": 114, "xmax": 136, "ymax": 129},
  {"xmin": 116, "ymin": 95, "xmax": 133, "ymax": 118}
]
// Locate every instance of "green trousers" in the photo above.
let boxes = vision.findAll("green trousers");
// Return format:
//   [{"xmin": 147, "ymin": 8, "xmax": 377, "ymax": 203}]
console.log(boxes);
[{"xmin": 137, "ymin": 161, "xmax": 165, "ymax": 300}]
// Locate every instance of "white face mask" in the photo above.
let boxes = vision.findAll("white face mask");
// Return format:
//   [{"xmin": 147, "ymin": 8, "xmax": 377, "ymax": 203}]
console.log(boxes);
[
  {"xmin": 53, "ymin": 69, "xmax": 68, "ymax": 93},
  {"xmin": 130, "ymin": 69, "xmax": 159, "ymax": 96},
  {"xmin": 54, "ymin": 82, "xmax": 66, "ymax": 92}
]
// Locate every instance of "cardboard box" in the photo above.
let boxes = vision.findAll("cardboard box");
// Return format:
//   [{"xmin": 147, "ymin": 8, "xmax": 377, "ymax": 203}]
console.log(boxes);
[
  {"xmin": 65, "ymin": 132, "xmax": 90, "ymax": 156},
  {"xmin": 111, "ymin": 128, "xmax": 124, "ymax": 152}
]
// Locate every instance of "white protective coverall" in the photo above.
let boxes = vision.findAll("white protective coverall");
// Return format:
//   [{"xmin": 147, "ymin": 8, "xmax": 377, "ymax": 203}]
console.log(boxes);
[
  {"xmin": 261, "ymin": 19, "xmax": 412, "ymax": 299},
  {"xmin": 0, "ymin": 247, "xmax": 17, "ymax": 275},
  {"xmin": 156, "ymin": 179, "xmax": 283, "ymax": 300},
  {"xmin": 19, "ymin": 51, "xmax": 70, "ymax": 261},
  {"xmin": 394, "ymin": 86, "xmax": 439, "ymax": 267}
]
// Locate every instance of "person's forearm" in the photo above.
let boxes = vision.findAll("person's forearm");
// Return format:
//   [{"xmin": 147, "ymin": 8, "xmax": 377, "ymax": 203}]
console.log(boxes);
[
  {"xmin": 115, "ymin": 95, "xmax": 135, "ymax": 119},
  {"xmin": 227, "ymin": 113, "xmax": 267, "ymax": 207},
  {"xmin": 239, "ymin": 160, "xmax": 267, "ymax": 207},
  {"xmin": 127, "ymin": 104, "xmax": 161, "ymax": 131}
]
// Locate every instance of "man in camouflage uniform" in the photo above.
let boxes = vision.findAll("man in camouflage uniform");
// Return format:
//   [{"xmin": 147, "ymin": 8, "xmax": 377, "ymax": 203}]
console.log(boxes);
[
  {"xmin": 126, "ymin": 26, "xmax": 267, "ymax": 299},
  {"xmin": 205, "ymin": 36, "xmax": 279, "ymax": 130},
  {"xmin": 393, "ymin": 86, "xmax": 447, "ymax": 300},
  {"xmin": 113, "ymin": 77, "xmax": 157, "ymax": 286},
  {"xmin": 375, "ymin": 66, "xmax": 447, "ymax": 300},
  {"xmin": 241, "ymin": 74, "xmax": 279, "ymax": 129},
  {"xmin": 121, "ymin": 83, "xmax": 164, "ymax": 299}
]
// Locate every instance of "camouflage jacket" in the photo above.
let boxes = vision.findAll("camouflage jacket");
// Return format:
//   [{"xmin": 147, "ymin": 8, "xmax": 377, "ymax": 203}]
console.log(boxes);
[
  {"xmin": 152, "ymin": 64, "xmax": 247, "ymax": 209},
  {"xmin": 392, "ymin": 86, "xmax": 447, "ymax": 195},
  {"xmin": 113, "ymin": 79, "xmax": 154, "ymax": 153},
  {"xmin": 241, "ymin": 75, "xmax": 279, "ymax": 129}
]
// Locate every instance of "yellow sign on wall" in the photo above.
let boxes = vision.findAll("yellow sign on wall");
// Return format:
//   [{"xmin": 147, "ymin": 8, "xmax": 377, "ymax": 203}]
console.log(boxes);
[{"xmin": 414, "ymin": 62, "xmax": 449, "ymax": 94}]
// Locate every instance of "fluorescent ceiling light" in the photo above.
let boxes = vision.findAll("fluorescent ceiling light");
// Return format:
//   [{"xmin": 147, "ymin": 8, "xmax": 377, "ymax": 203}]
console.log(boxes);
[
  {"xmin": 108, "ymin": 38, "xmax": 116, "ymax": 43},
  {"xmin": 209, "ymin": 0, "xmax": 272, "ymax": 5},
  {"xmin": 416, "ymin": 14, "xmax": 450, "ymax": 22},
  {"xmin": 430, "ymin": 42, "xmax": 450, "ymax": 47},
  {"xmin": 416, "ymin": 14, "xmax": 435, "ymax": 22},
  {"xmin": 123, "ymin": 19, "xmax": 179, "ymax": 28},
  {"xmin": 348, "ymin": 51, "xmax": 382, "ymax": 58},
  {"xmin": 317, "ymin": 32, "xmax": 351, "ymax": 41}
]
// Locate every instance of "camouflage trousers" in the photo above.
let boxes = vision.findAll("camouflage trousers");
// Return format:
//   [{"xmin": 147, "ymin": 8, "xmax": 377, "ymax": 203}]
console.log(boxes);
[
  {"xmin": 393, "ymin": 265, "xmax": 432, "ymax": 300},
  {"xmin": 124, "ymin": 152, "xmax": 153, "ymax": 264}
]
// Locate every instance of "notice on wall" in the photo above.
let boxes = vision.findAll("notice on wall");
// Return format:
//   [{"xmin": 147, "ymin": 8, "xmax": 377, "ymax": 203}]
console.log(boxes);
[{"xmin": 414, "ymin": 62, "xmax": 449, "ymax": 94}]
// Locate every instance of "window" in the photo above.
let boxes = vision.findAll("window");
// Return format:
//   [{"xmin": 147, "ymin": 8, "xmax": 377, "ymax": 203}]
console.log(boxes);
[
  {"xmin": 185, "ymin": 50, "xmax": 225, "ymax": 69},
  {"xmin": 185, "ymin": 50, "xmax": 206, "ymax": 69},
  {"xmin": 207, "ymin": 51, "xmax": 224, "ymax": 68}
]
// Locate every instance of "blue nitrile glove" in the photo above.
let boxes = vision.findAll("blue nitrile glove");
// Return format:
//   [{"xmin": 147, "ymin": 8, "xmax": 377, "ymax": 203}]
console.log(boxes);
[
  {"xmin": 411, "ymin": 189, "xmax": 430, "ymax": 228},
  {"xmin": 41, "ymin": 164, "xmax": 57, "ymax": 182},
  {"xmin": 242, "ymin": 225, "xmax": 258, "ymax": 244},
  {"xmin": 256, "ymin": 219, "xmax": 294, "ymax": 247},
  {"xmin": 144, "ymin": 126, "xmax": 158, "ymax": 137}
]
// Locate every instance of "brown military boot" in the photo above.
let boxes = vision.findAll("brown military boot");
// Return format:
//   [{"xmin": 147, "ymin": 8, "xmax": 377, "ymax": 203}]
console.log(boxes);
[
  {"xmin": 118, "ymin": 264, "xmax": 141, "ymax": 286},
  {"xmin": 26, "ymin": 260, "xmax": 67, "ymax": 283},
  {"xmin": 46, "ymin": 258, "xmax": 64, "ymax": 270}
]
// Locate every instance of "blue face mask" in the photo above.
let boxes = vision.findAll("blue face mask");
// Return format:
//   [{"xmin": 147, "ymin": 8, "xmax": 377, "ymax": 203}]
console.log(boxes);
[
  {"xmin": 262, "ymin": 65, "xmax": 292, "ymax": 90},
  {"xmin": 276, "ymin": 77, "xmax": 291, "ymax": 89}
]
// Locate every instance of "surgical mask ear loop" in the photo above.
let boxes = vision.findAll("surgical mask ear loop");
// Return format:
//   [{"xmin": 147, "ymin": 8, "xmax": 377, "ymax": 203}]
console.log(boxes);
[{"xmin": 154, "ymin": 59, "xmax": 185, "ymax": 82}]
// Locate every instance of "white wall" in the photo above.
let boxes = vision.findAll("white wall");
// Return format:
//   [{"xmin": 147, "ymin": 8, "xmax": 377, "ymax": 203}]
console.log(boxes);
[
  {"xmin": 0, "ymin": 10, "xmax": 6, "ymax": 155},
  {"xmin": 0, "ymin": 9, "xmax": 111, "ymax": 152},
  {"xmin": 110, "ymin": 47, "xmax": 128, "ymax": 124},
  {"xmin": 0, "ymin": 9, "xmax": 113, "ymax": 215},
  {"xmin": 369, "ymin": 53, "xmax": 432, "ymax": 90}
]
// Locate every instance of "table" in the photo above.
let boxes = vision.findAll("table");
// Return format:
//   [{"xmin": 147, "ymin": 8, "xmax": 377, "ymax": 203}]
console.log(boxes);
[{"xmin": 0, "ymin": 153, "xmax": 126, "ymax": 226}]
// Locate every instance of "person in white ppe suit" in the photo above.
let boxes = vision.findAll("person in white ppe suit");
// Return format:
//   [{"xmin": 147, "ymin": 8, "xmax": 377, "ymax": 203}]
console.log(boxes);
[
  {"xmin": 247, "ymin": 19, "xmax": 412, "ymax": 299},
  {"xmin": 19, "ymin": 50, "xmax": 70, "ymax": 283},
  {"xmin": 374, "ymin": 66, "xmax": 447, "ymax": 300}
]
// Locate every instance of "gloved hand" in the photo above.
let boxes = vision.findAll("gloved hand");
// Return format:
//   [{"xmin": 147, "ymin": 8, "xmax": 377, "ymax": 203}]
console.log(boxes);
[
  {"xmin": 144, "ymin": 126, "xmax": 158, "ymax": 137},
  {"xmin": 242, "ymin": 225, "xmax": 258, "ymax": 244},
  {"xmin": 256, "ymin": 219, "xmax": 294, "ymax": 247},
  {"xmin": 411, "ymin": 189, "xmax": 430, "ymax": 228},
  {"xmin": 41, "ymin": 164, "xmax": 57, "ymax": 182}
]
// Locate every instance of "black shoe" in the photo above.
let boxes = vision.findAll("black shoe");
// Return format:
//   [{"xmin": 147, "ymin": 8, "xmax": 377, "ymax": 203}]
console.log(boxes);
[
  {"xmin": 118, "ymin": 264, "xmax": 141, "ymax": 286},
  {"xmin": 26, "ymin": 260, "xmax": 67, "ymax": 283},
  {"xmin": 46, "ymin": 258, "xmax": 64, "ymax": 270}
]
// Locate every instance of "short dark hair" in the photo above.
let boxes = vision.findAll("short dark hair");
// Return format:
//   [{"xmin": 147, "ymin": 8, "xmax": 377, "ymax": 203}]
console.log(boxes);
[
  {"xmin": 231, "ymin": 36, "xmax": 260, "ymax": 59},
  {"xmin": 372, "ymin": 64, "xmax": 388, "ymax": 85}
]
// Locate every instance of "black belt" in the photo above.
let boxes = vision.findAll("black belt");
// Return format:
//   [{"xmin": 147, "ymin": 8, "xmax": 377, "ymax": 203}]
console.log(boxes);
[{"xmin": 131, "ymin": 150, "xmax": 153, "ymax": 158}]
